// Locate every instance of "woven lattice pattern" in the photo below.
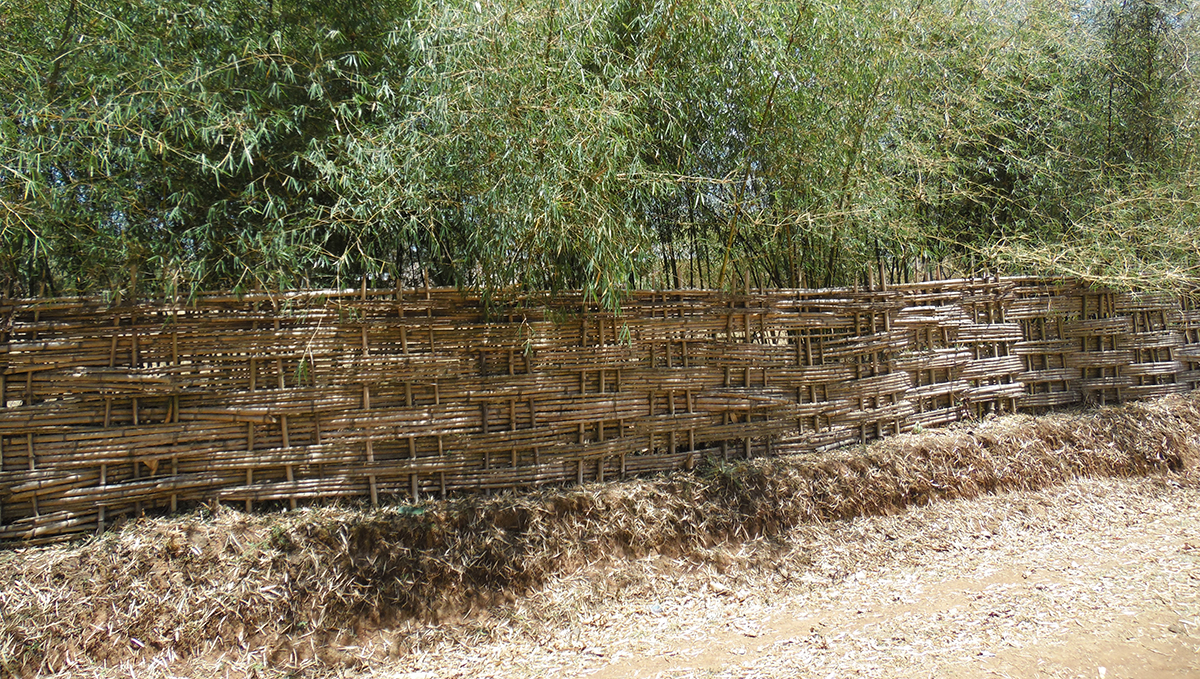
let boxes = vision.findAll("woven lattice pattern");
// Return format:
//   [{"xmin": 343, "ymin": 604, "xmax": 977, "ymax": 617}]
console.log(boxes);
[{"xmin": 0, "ymin": 277, "xmax": 1194, "ymax": 542}]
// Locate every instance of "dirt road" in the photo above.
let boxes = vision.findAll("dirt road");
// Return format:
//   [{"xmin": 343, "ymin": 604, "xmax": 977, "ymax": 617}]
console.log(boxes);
[{"xmin": 383, "ymin": 474, "xmax": 1200, "ymax": 679}]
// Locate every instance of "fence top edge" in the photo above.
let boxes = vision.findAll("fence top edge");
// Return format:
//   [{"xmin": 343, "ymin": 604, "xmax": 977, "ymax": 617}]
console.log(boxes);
[{"xmin": 0, "ymin": 276, "xmax": 1106, "ymax": 312}]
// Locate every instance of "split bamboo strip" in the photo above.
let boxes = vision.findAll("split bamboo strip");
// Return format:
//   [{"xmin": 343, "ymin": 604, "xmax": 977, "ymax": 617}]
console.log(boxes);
[{"xmin": 1, "ymin": 277, "xmax": 1199, "ymax": 542}]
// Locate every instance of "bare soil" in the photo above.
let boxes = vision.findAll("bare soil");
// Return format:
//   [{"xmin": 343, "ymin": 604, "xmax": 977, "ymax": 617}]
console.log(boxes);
[{"xmin": 379, "ymin": 474, "xmax": 1200, "ymax": 679}]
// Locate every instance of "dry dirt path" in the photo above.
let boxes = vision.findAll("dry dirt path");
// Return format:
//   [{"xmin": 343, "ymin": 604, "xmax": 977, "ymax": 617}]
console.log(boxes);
[{"xmin": 379, "ymin": 474, "xmax": 1200, "ymax": 679}]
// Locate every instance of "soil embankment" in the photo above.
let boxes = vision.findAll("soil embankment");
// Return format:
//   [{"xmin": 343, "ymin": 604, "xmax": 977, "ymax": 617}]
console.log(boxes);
[{"xmin": 2, "ymin": 395, "xmax": 1198, "ymax": 677}]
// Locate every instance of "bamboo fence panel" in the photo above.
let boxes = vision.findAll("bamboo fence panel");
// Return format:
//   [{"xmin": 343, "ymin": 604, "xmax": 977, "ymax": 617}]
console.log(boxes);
[{"xmin": 2, "ymin": 277, "xmax": 1197, "ymax": 543}]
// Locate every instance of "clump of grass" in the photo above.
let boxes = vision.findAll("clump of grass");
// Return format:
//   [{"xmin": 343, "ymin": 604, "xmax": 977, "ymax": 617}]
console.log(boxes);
[{"xmin": 2, "ymin": 394, "xmax": 1197, "ymax": 675}]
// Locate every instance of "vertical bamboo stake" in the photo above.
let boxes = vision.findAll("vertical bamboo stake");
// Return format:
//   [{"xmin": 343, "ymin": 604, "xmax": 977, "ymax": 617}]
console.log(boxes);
[
  {"xmin": 282, "ymin": 415, "xmax": 296, "ymax": 510},
  {"xmin": 270, "ymin": 307, "xmax": 296, "ymax": 507},
  {"xmin": 313, "ymin": 415, "xmax": 325, "ymax": 479},
  {"xmin": 438, "ymin": 435, "xmax": 446, "ymax": 498},
  {"xmin": 364, "ymin": 384, "xmax": 377, "ymax": 506},
  {"xmin": 170, "ymin": 456, "xmax": 179, "ymax": 513},
  {"xmin": 97, "ymin": 463, "xmax": 106, "ymax": 532},
  {"xmin": 409, "ymin": 436, "xmax": 418, "ymax": 500},
  {"xmin": 246, "ymin": 423, "xmax": 254, "ymax": 513},
  {"xmin": 428, "ymin": 306, "xmax": 436, "ymax": 356},
  {"xmin": 28, "ymin": 433, "xmax": 38, "ymax": 516},
  {"xmin": 109, "ymin": 317, "xmax": 119, "ymax": 368},
  {"xmin": 796, "ymin": 386, "xmax": 804, "ymax": 432},
  {"xmin": 169, "ymin": 381, "xmax": 179, "ymax": 510}
]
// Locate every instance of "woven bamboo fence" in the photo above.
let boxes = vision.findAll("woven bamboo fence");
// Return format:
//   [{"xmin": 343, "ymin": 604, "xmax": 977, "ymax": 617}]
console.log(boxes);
[{"xmin": 2, "ymin": 276, "xmax": 1197, "ymax": 543}]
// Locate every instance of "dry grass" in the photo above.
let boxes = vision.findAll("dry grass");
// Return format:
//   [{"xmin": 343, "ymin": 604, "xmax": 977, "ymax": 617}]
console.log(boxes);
[
  {"xmin": 389, "ymin": 467, "xmax": 1200, "ymax": 679},
  {"xmin": 2, "ymin": 394, "xmax": 1198, "ymax": 677}
]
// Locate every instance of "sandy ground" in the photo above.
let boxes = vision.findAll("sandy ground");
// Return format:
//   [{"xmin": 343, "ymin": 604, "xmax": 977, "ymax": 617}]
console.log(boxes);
[
  {"xmin": 18, "ymin": 471, "xmax": 1199, "ymax": 678},
  {"xmin": 369, "ymin": 474, "xmax": 1200, "ymax": 679}
]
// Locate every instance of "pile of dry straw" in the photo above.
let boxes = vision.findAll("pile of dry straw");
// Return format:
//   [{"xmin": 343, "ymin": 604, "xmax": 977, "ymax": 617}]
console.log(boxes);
[{"xmin": 2, "ymin": 394, "xmax": 1197, "ymax": 675}]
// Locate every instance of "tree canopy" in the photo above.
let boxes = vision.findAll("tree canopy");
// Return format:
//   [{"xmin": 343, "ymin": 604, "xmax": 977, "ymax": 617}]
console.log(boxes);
[{"xmin": 2, "ymin": 0, "xmax": 1198, "ymax": 303}]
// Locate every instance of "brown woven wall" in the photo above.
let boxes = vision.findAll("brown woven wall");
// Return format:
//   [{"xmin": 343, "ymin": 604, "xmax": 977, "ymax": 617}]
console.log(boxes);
[{"xmin": 2, "ymin": 276, "xmax": 1195, "ymax": 543}]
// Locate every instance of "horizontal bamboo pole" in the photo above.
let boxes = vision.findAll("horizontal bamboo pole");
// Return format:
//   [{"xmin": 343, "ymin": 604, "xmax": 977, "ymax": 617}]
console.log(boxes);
[{"xmin": 3, "ymin": 276, "xmax": 1199, "ymax": 541}]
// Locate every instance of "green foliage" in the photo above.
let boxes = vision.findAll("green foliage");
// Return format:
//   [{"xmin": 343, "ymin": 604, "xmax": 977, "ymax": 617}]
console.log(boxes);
[
  {"xmin": 2, "ymin": 0, "xmax": 413, "ymax": 296},
  {"xmin": 2, "ymin": 0, "xmax": 1198, "ymax": 301}
]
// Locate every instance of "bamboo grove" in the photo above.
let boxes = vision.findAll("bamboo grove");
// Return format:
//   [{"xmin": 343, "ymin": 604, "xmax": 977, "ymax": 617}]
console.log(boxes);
[{"xmin": 2, "ymin": 0, "xmax": 1198, "ymax": 305}]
